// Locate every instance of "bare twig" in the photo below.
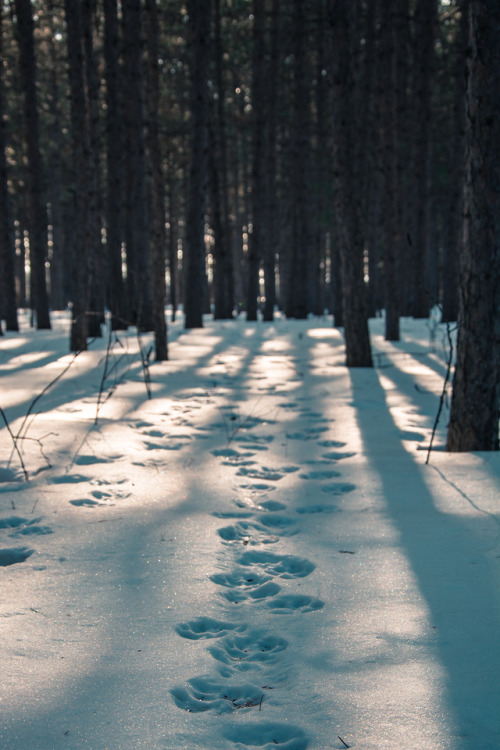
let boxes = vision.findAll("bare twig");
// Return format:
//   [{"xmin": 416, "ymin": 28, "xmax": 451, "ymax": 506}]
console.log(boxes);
[
  {"xmin": 0, "ymin": 406, "xmax": 28, "ymax": 481},
  {"xmin": 338, "ymin": 736, "xmax": 351, "ymax": 749},
  {"xmin": 426, "ymin": 322, "xmax": 456, "ymax": 464}
]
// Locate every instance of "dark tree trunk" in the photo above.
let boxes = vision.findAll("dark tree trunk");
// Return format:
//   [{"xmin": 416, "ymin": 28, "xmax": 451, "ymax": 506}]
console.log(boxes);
[
  {"xmin": 145, "ymin": 0, "xmax": 168, "ymax": 360},
  {"xmin": 247, "ymin": 0, "xmax": 265, "ymax": 322},
  {"xmin": 0, "ymin": 3, "xmax": 19, "ymax": 332},
  {"xmin": 104, "ymin": 0, "xmax": 127, "ymax": 330},
  {"xmin": 328, "ymin": 0, "xmax": 373, "ymax": 367},
  {"xmin": 184, "ymin": 0, "xmax": 211, "ymax": 329},
  {"xmin": 411, "ymin": 0, "xmax": 438, "ymax": 318},
  {"xmin": 14, "ymin": 0, "xmax": 51, "ymax": 329},
  {"xmin": 65, "ymin": 0, "xmax": 92, "ymax": 351},
  {"xmin": 286, "ymin": 0, "xmax": 311, "ymax": 319},
  {"xmin": 446, "ymin": 0, "xmax": 500, "ymax": 452},
  {"xmin": 441, "ymin": 0, "xmax": 468, "ymax": 323},
  {"xmin": 211, "ymin": 0, "xmax": 234, "ymax": 320},
  {"xmin": 378, "ymin": 0, "xmax": 400, "ymax": 340},
  {"xmin": 262, "ymin": 0, "xmax": 280, "ymax": 322},
  {"xmin": 122, "ymin": 0, "xmax": 153, "ymax": 332}
]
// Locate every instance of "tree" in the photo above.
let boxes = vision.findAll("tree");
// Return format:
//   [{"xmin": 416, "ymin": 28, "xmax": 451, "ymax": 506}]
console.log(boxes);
[
  {"xmin": 122, "ymin": 0, "xmax": 153, "ymax": 331},
  {"xmin": 0, "ymin": 2, "xmax": 19, "ymax": 332},
  {"xmin": 184, "ymin": 0, "xmax": 211, "ymax": 329},
  {"xmin": 103, "ymin": 0, "xmax": 127, "ymax": 330},
  {"xmin": 446, "ymin": 0, "xmax": 500, "ymax": 452},
  {"xmin": 145, "ymin": 0, "xmax": 168, "ymax": 360},
  {"xmin": 327, "ymin": 0, "xmax": 373, "ymax": 367},
  {"xmin": 14, "ymin": 0, "xmax": 51, "ymax": 329}
]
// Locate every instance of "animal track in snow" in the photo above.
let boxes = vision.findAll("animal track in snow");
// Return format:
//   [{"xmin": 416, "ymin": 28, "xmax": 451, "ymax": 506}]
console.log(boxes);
[
  {"xmin": 221, "ymin": 580, "xmax": 282, "ymax": 604},
  {"xmin": 239, "ymin": 483, "xmax": 276, "ymax": 493},
  {"xmin": 212, "ymin": 510, "xmax": 255, "ymax": 519},
  {"xmin": 208, "ymin": 630, "xmax": 288, "ymax": 668},
  {"xmin": 0, "ymin": 547, "xmax": 34, "ymax": 566},
  {"xmin": 266, "ymin": 594, "xmax": 324, "ymax": 614},
  {"xmin": 322, "ymin": 450, "xmax": 356, "ymax": 461},
  {"xmin": 223, "ymin": 721, "xmax": 308, "ymax": 749},
  {"xmin": 237, "ymin": 551, "xmax": 315, "ymax": 579},
  {"xmin": 317, "ymin": 439, "xmax": 347, "ymax": 448},
  {"xmin": 295, "ymin": 504, "xmax": 339, "ymax": 514},
  {"xmin": 299, "ymin": 469, "xmax": 341, "ymax": 480},
  {"xmin": 255, "ymin": 499, "xmax": 287, "ymax": 512},
  {"xmin": 70, "ymin": 498, "xmax": 101, "ymax": 507},
  {"xmin": 217, "ymin": 522, "xmax": 279, "ymax": 545},
  {"xmin": 175, "ymin": 617, "xmax": 244, "ymax": 640},
  {"xmin": 171, "ymin": 675, "xmax": 264, "ymax": 714},
  {"xmin": 321, "ymin": 482, "xmax": 356, "ymax": 495},
  {"xmin": 74, "ymin": 454, "xmax": 122, "ymax": 465},
  {"xmin": 257, "ymin": 515, "xmax": 298, "ymax": 534},
  {"xmin": 6, "ymin": 517, "xmax": 53, "ymax": 537},
  {"xmin": 285, "ymin": 427, "xmax": 328, "ymax": 441},
  {"xmin": 237, "ymin": 467, "xmax": 283, "ymax": 482}
]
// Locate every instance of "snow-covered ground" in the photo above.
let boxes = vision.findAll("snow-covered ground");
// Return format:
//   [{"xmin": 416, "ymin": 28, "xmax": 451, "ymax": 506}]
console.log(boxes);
[{"xmin": 0, "ymin": 313, "xmax": 499, "ymax": 750}]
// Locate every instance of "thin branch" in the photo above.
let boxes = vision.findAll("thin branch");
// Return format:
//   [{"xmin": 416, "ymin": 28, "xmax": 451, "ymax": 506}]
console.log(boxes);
[
  {"xmin": 426, "ymin": 322, "xmax": 456, "ymax": 464},
  {"xmin": 0, "ymin": 406, "xmax": 28, "ymax": 481}
]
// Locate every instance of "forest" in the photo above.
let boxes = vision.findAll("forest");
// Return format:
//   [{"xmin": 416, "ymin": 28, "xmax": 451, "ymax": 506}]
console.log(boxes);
[
  {"xmin": 0, "ymin": 0, "xmax": 499, "ymax": 448},
  {"xmin": 1, "ymin": 2, "xmax": 500, "ymax": 748}
]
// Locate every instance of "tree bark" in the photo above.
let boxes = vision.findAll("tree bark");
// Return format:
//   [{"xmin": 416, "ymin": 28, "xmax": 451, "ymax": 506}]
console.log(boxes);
[
  {"xmin": 145, "ymin": 0, "xmax": 168, "ymax": 360},
  {"xmin": 446, "ymin": 0, "xmax": 500, "ymax": 452},
  {"xmin": 328, "ymin": 0, "xmax": 373, "ymax": 367},
  {"xmin": 0, "ymin": 3, "xmax": 19, "ymax": 332},
  {"xmin": 14, "ymin": 0, "xmax": 51, "ymax": 329}
]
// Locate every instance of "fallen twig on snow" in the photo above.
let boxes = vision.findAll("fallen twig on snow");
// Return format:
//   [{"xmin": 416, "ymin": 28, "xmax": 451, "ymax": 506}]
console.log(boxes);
[{"xmin": 426, "ymin": 322, "xmax": 456, "ymax": 464}]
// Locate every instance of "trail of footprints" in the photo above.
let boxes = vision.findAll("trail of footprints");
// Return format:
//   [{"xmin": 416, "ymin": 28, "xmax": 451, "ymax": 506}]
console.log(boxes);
[{"xmin": 171, "ymin": 409, "xmax": 357, "ymax": 749}]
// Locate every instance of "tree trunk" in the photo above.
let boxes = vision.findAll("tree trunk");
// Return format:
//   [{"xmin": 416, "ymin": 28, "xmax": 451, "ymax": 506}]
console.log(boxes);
[
  {"xmin": 441, "ymin": 0, "xmax": 468, "ymax": 323},
  {"xmin": 14, "ymin": 0, "xmax": 51, "ymax": 329},
  {"xmin": 65, "ymin": 0, "xmax": 91, "ymax": 351},
  {"xmin": 247, "ymin": 0, "xmax": 265, "ymax": 321},
  {"xmin": 103, "ymin": 0, "xmax": 127, "ymax": 330},
  {"xmin": 184, "ymin": 0, "xmax": 211, "ymax": 329},
  {"xmin": 446, "ymin": 0, "xmax": 500, "ymax": 452},
  {"xmin": 122, "ymin": 0, "xmax": 153, "ymax": 332},
  {"xmin": 328, "ymin": 0, "xmax": 373, "ymax": 367},
  {"xmin": 145, "ymin": 0, "xmax": 168, "ymax": 360},
  {"xmin": 0, "ymin": 3, "xmax": 19, "ymax": 332},
  {"xmin": 411, "ymin": 0, "xmax": 438, "ymax": 318},
  {"xmin": 286, "ymin": 0, "xmax": 311, "ymax": 319}
]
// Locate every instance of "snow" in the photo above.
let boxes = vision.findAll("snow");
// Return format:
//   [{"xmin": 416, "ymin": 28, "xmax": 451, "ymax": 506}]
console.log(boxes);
[{"xmin": 0, "ymin": 312, "xmax": 499, "ymax": 750}]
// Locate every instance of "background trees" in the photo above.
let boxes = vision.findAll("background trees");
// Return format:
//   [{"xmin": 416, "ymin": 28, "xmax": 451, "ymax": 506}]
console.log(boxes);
[{"xmin": 1, "ymin": 0, "xmax": 497, "ymax": 449}]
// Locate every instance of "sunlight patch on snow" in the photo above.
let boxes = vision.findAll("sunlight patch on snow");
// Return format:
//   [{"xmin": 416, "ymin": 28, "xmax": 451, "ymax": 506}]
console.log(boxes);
[{"xmin": 306, "ymin": 327, "xmax": 342, "ymax": 339}]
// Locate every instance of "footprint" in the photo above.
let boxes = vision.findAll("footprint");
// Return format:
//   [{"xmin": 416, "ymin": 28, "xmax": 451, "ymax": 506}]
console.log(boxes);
[
  {"xmin": 217, "ymin": 522, "xmax": 278, "ymax": 545},
  {"xmin": 266, "ymin": 594, "xmax": 324, "ymax": 614},
  {"xmin": 317, "ymin": 440, "xmax": 347, "ymax": 448},
  {"xmin": 210, "ymin": 570, "xmax": 271, "ymax": 589},
  {"xmin": 295, "ymin": 504, "xmax": 339, "ymax": 514},
  {"xmin": 175, "ymin": 617, "xmax": 244, "ymax": 640},
  {"xmin": 256, "ymin": 500, "xmax": 287, "ymax": 512},
  {"xmin": 0, "ymin": 547, "xmax": 34, "ymax": 566},
  {"xmin": 171, "ymin": 676, "xmax": 264, "ymax": 714},
  {"xmin": 223, "ymin": 721, "xmax": 308, "ymax": 749},
  {"xmin": 237, "ymin": 468, "xmax": 283, "ymax": 482},
  {"xmin": 321, "ymin": 482, "xmax": 356, "ymax": 495},
  {"xmin": 208, "ymin": 630, "xmax": 288, "ymax": 668},
  {"xmin": 239, "ymin": 483, "xmax": 276, "ymax": 493},
  {"xmin": 8, "ymin": 518, "xmax": 53, "ymax": 537},
  {"xmin": 212, "ymin": 511, "xmax": 255, "ymax": 519},
  {"xmin": 257, "ymin": 515, "xmax": 298, "ymax": 534},
  {"xmin": 237, "ymin": 551, "xmax": 315, "ymax": 579},
  {"xmin": 0, "ymin": 516, "xmax": 30, "ymax": 529},
  {"xmin": 70, "ymin": 498, "xmax": 100, "ymax": 507},
  {"xmin": 221, "ymin": 581, "xmax": 282, "ymax": 604},
  {"xmin": 299, "ymin": 470, "xmax": 341, "ymax": 480},
  {"xmin": 51, "ymin": 474, "xmax": 90, "ymax": 484},
  {"xmin": 322, "ymin": 451, "xmax": 356, "ymax": 460},
  {"xmin": 74, "ymin": 454, "xmax": 121, "ymax": 465}
]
